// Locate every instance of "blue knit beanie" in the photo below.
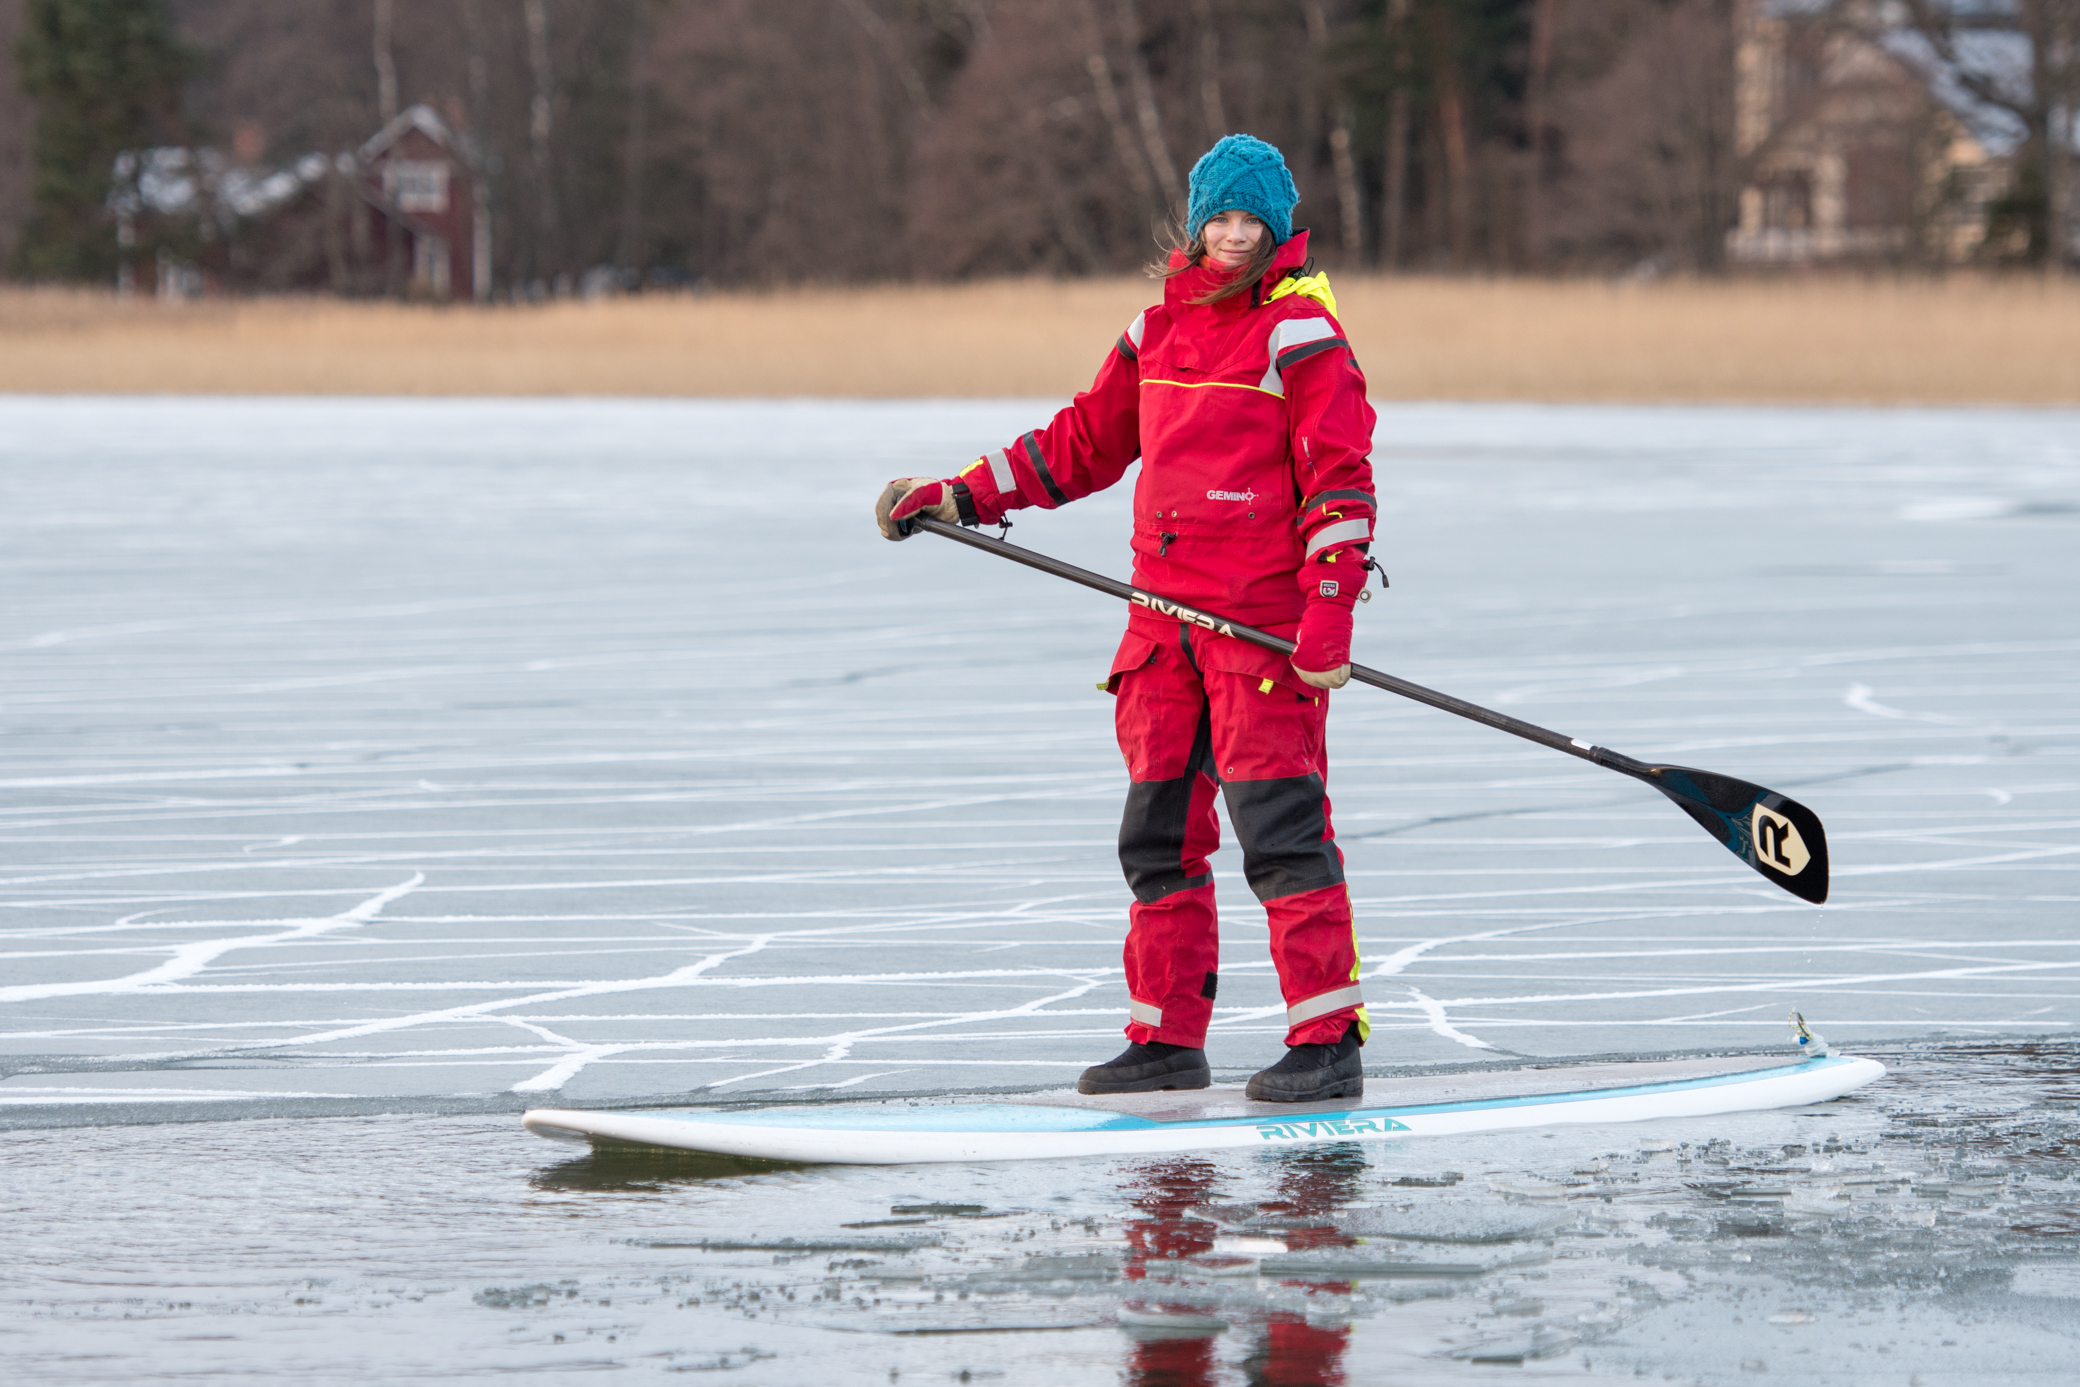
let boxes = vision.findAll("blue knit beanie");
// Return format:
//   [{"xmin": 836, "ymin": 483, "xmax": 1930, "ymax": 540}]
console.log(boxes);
[{"xmin": 1186, "ymin": 134, "xmax": 1298, "ymax": 247}]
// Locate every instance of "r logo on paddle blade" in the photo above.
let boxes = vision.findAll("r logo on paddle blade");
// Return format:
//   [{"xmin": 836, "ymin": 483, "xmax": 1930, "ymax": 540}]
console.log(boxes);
[
  {"xmin": 1751, "ymin": 804, "xmax": 1810, "ymax": 877},
  {"xmin": 1638, "ymin": 765, "xmax": 1829, "ymax": 902}
]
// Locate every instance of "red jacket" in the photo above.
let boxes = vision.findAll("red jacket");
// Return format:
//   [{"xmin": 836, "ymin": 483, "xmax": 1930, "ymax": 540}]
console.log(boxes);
[{"xmin": 958, "ymin": 232, "xmax": 1378, "ymax": 691}]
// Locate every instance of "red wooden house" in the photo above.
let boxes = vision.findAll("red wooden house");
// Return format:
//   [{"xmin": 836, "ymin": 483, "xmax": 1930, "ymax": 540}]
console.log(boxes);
[{"xmin": 357, "ymin": 104, "xmax": 481, "ymax": 300}]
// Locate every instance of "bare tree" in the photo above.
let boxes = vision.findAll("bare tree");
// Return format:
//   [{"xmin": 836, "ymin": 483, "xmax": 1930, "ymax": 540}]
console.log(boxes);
[
  {"xmin": 1429, "ymin": 1, "xmax": 1475, "ymax": 264},
  {"xmin": 372, "ymin": 0, "xmax": 397, "ymax": 123},
  {"xmin": 1377, "ymin": 0, "xmax": 1413, "ymax": 267},
  {"xmin": 5, "ymin": 0, "xmax": 1815, "ymax": 291},
  {"xmin": 835, "ymin": 0, "xmax": 933, "ymax": 116},
  {"xmin": 523, "ymin": 0, "xmax": 558, "ymax": 286},
  {"xmin": 1072, "ymin": 0, "xmax": 1160, "ymax": 219},
  {"xmin": 1523, "ymin": 0, "xmax": 1557, "ymax": 265},
  {"xmin": 0, "ymin": 0, "xmax": 33, "ymax": 271},
  {"xmin": 1888, "ymin": 0, "xmax": 2078, "ymax": 267},
  {"xmin": 462, "ymin": 0, "xmax": 493, "ymax": 299},
  {"xmin": 373, "ymin": 0, "xmax": 401, "ymax": 294},
  {"xmin": 618, "ymin": 0, "xmax": 650, "ymax": 276},
  {"xmin": 1116, "ymin": 0, "xmax": 1183, "ymax": 209},
  {"xmin": 911, "ymin": 0, "xmax": 1129, "ymax": 274},
  {"xmin": 1547, "ymin": 0, "xmax": 1742, "ymax": 271},
  {"xmin": 1191, "ymin": 0, "xmax": 1227, "ymax": 139},
  {"xmin": 1302, "ymin": 0, "xmax": 1363, "ymax": 259}
]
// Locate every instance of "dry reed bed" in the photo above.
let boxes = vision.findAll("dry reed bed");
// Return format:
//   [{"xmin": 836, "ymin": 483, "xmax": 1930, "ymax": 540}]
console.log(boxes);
[{"xmin": 2, "ymin": 276, "xmax": 2076, "ymax": 403}]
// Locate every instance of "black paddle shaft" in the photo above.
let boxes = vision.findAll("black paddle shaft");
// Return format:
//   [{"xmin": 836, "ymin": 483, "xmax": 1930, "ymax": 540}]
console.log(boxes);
[{"xmin": 914, "ymin": 516, "xmax": 1830, "ymax": 904}]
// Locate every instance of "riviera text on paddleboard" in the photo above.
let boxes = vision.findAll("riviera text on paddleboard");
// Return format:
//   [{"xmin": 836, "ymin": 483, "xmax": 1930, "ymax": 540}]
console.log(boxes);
[{"xmin": 1254, "ymin": 1116, "xmax": 1411, "ymax": 1141}]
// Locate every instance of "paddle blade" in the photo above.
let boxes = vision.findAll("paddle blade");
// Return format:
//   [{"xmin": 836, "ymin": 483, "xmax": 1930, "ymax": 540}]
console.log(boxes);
[{"xmin": 1645, "ymin": 765, "xmax": 1830, "ymax": 904}]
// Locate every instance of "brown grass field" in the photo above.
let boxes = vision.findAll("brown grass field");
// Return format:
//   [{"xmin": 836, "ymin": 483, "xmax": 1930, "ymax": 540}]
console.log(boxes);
[{"xmin": 2, "ymin": 275, "xmax": 2076, "ymax": 403}]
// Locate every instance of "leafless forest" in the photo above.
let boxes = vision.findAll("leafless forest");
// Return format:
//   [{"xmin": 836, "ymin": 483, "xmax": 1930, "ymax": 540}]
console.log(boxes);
[{"xmin": 0, "ymin": 0, "xmax": 1768, "ymax": 290}]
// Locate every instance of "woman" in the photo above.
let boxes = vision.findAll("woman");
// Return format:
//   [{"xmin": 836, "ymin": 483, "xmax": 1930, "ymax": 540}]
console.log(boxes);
[{"xmin": 875, "ymin": 135, "xmax": 1378, "ymax": 1104}]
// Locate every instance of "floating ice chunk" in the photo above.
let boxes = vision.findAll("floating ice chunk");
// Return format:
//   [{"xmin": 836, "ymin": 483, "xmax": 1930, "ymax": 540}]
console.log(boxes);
[
  {"xmin": 1337, "ymin": 1205, "xmax": 1571, "ymax": 1244},
  {"xmin": 1487, "ymin": 1176, "xmax": 1576, "ymax": 1201},
  {"xmin": 1117, "ymin": 1304, "xmax": 1228, "ymax": 1331},
  {"xmin": 997, "ymin": 1253, "xmax": 1120, "ymax": 1283},
  {"xmin": 1258, "ymin": 1248, "xmax": 1490, "ymax": 1278},
  {"xmin": 1451, "ymin": 1326, "xmax": 1578, "ymax": 1363},
  {"xmin": 1182, "ymin": 1254, "xmax": 1258, "ymax": 1277}
]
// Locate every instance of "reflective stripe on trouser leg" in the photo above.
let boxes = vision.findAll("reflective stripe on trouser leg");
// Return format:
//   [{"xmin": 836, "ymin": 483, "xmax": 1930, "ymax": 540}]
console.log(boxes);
[
  {"xmin": 1123, "ymin": 884, "xmax": 1219, "ymax": 1046},
  {"xmin": 1119, "ymin": 780, "xmax": 1219, "ymax": 1043},
  {"xmin": 1265, "ymin": 882, "xmax": 1366, "ymax": 1045},
  {"xmin": 1115, "ymin": 646, "xmax": 1224, "ymax": 1047},
  {"xmin": 1288, "ymin": 985, "xmax": 1364, "ymax": 1027},
  {"xmin": 1218, "ymin": 737, "xmax": 1361, "ymax": 1044}
]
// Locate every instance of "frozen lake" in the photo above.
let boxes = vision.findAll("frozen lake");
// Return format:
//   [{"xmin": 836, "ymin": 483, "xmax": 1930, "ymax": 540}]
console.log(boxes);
[
  {"xmin": 3, "ymin": 397, "xmax": 2076, "ymax": 1115},
  {"xmin": 2, "ymin": 396, "xmax": 2077, "ymax": 1381}
]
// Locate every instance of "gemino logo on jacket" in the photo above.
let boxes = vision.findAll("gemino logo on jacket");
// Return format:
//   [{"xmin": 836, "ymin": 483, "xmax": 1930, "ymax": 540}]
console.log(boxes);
[{"xmin": 1205, "ymin": 489, "xmax": 1258, "ymax": 503}]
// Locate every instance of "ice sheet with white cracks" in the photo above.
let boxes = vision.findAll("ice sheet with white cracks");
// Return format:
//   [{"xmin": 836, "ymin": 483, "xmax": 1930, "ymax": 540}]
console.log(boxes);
[
  {"xmin": 0, "ymin": 397, "xmax": 2076, "ymax": 1121},
  {"xmin": 3, "ymin": 1044, "xmax": 2076, "ymax": 1384}
]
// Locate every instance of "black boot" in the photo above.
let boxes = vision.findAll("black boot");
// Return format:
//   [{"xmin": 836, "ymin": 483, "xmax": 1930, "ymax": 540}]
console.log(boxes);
[
  {"xmin": 1245, "ymin": 1029, "xmax": 1364, "ymax": 1103},
  {"xmin": 1077, "ymin": 1040, "xmax": 1212, "ymax": 1095}
]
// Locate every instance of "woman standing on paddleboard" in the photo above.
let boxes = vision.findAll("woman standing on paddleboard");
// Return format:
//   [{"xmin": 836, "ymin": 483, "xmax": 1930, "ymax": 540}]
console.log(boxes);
[{"xmin": 875, "ymin": 135, "xmax": 1378, "ymax": 1104}]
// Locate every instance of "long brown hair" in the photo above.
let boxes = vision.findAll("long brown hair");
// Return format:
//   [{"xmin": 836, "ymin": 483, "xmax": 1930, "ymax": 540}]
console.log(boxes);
[{"xmin": 1148, "ymin": 217, "xmax": 1281, "ymax": 306}]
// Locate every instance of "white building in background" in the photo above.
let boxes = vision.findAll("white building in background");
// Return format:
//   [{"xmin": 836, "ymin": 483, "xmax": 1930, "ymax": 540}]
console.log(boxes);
[{"xmin": 1727, "ymin": 0, "xmax": 2015, "ymax": 266}]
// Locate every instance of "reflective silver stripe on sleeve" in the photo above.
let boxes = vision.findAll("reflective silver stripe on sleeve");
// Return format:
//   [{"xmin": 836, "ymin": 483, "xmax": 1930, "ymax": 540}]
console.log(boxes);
[
  {"xmin": 1258, "ymin": 317, "xmax": 1338, "ymax": 395},
  {"xmin": 1304, "ymin": 516, "xmax": 1373, "ymax": 559},
  {"xmin": 1116, "ymin": 308, "xmax": 1146, "ymax": 360},
  {"xmin": 988, "ymin": 448, "xmax": 1018, "ymax": 495},
  {"xmin": 1287, "ymin": 985, "xmax": 1365, "ymax": 1027},
  {"xmin": 1128, "ymin": 999, "xmax": 1164, "ymax": 1027}
]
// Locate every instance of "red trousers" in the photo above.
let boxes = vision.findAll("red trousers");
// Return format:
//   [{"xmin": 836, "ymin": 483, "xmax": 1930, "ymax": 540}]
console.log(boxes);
[{"xmin": 1112, "ymin": 633, "xmax": 1368, "ymax": 1049}]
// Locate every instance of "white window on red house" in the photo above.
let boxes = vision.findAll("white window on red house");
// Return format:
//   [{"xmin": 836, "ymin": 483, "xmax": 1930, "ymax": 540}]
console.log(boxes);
[{"xmin": 385, "ymin": 160, "xmax": 450, "ymax": 213}]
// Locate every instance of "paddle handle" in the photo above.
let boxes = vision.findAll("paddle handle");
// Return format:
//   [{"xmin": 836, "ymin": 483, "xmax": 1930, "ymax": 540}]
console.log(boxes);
[{"xmin": 913, "ymin": 518, "xmax": 1652, "ymax": 779}]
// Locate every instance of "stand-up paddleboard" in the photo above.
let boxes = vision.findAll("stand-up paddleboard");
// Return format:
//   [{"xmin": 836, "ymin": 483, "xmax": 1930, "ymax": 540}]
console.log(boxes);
[{"xmin": 522, "ymin": 1051, "xmax": 1883, "ymax": 1165}]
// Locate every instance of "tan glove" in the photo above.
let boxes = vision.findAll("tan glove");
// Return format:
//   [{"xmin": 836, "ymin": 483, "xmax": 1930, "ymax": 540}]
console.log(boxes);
[
  {"xmin": 1292, "ymin": 662, "xmax": 1352, "ymax": 690},
  {"xmin": 1290, "ymin": 599, "xmax": 1354, "ymax": 689},
  {"xmin": 875, "ymin": 477, "xmax": 960, "ymax": 541}
]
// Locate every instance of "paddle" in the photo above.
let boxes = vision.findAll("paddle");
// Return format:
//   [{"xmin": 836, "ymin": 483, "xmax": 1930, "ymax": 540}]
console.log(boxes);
[{"xmin": 913, "ymin": 516, "xmax": 1830, "ymax": 904}]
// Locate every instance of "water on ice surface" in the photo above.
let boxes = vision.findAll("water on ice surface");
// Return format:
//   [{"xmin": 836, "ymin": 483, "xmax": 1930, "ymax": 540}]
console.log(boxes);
[
  {"xmin": 4, "ymin": 1044, "xmax": 2078, "ymax": 1383},
  {"xmin": 1, "ymin": 397, "xmax": 2077, "ymax": 1380}
]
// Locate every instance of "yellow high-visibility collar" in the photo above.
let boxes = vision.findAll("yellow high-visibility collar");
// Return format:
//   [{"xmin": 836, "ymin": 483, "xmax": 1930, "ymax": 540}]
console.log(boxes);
[{"xmin": 1266, "ymin": 270, "xmax": 1337, "ymax": 316}]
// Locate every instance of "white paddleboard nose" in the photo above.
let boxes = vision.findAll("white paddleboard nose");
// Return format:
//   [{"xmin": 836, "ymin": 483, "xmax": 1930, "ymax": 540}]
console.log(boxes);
[{"xmin": 522, "ymin": 1111, "xmax": 595, "ymax": 1144}]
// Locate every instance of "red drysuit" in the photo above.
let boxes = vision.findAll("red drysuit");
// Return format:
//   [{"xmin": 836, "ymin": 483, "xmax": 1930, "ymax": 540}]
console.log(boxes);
[{"xmin": 955, "ymin": 231, "xmax": 1378, "ymax": 1049}]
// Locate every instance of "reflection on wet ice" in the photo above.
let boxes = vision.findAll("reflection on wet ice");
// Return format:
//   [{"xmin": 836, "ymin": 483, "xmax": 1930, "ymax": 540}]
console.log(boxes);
[
  {"xmin": 6, "ymin": 1043, "xmax": 2080, "ymax": 1382},
  {"xmin": 528, "ymin": 1139, "xmax": 803, "ymax": 1192},
  {"xmin": 1116, "ymin": 1151, "xmax": 1362, "ymax": 1385}
]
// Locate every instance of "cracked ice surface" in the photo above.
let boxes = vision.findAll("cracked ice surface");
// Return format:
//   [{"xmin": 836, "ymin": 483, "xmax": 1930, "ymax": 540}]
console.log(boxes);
[
  {"xmin": 3, "ymin": 1042, "xmax": 2078, "ymax": 1383},
  {"xmin": 1, "ymin": 397, "xmax": 2077, "ymax": 1119}
]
